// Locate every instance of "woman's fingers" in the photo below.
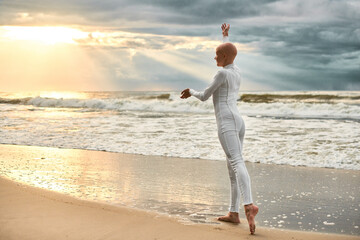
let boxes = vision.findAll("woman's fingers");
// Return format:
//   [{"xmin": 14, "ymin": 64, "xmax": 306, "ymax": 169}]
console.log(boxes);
[{"xmin": 181, "ymin": 88, "xmax": 189, "ymax": 95}]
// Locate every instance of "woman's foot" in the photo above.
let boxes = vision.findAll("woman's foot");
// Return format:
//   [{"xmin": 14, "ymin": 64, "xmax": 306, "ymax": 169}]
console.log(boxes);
[
  {"xmin": 217, "ymin": 212, "xmax": 240, "ymax": 224},
  {"xmin": 244, "ymin": 204, "xmax": 259, "ymax": 234}
]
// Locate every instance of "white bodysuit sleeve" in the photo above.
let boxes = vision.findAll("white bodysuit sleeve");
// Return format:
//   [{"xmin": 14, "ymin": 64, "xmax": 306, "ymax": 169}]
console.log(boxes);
[
  {"xmin": 223, "ymin": 36, "xmax": 229, "ymax": 43},
  {"xmin": 189, "ymin": 71, "xmax": 226, "ymax": 101}
]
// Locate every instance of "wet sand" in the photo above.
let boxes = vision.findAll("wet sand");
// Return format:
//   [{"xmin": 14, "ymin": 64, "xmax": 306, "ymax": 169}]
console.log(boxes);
[
  {"xmin": 0, "ymin": 144, "xmax": 359, "ymax": 238},
  {"xmin": 1, "ymin": 176, "xmax": 359, "ymax": 240}
]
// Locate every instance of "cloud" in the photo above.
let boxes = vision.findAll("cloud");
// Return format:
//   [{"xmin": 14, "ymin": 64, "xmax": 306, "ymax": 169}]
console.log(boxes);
[
  {"xmin": 0, "ymin": 0, "xmax": 270, "ymax": 25},
  {"xmin": 68, "ymin": 28, "xmax": 254, "ymax": 53},
  {"xmin": 0, "ymin": 0, "xmax": 359, "ymax": 90}
]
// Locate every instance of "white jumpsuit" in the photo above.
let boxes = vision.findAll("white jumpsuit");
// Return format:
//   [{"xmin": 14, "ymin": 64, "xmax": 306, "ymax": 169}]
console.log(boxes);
[{"xmin": 189, "ymin": 62, "xmax": 253, "ymax": 212}]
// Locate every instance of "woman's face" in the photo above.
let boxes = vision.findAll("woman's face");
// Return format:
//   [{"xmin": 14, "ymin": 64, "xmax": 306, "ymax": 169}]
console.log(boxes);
[{"xmin": 214, "ymin": 48, "xmax": 226, "ymax": 67}]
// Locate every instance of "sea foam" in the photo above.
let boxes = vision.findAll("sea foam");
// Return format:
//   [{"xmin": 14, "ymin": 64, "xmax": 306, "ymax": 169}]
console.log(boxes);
[{"xmin": 1, "ymin": 91, "xmax": 359, "ymax": 170}]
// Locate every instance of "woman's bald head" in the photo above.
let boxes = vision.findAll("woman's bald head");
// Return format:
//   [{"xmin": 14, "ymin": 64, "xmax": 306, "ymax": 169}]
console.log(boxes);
[{"xmin": 215, "ymin": 42, "xmax": 237, "ymax": 67}]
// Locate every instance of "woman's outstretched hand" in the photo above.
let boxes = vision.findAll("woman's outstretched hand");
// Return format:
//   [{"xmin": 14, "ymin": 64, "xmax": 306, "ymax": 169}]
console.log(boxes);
[
  {"xmin": 221, "ymin": 23, "xmax": 230, "ymax": 37},
  {"xmin": 180, "ymin": 88, "xmax": 191, "ymax": 99}
]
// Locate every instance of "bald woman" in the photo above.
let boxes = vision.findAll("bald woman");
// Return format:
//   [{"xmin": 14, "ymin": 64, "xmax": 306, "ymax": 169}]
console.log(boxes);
[{"xmin": 180, "ymin": 23, "xmax": 258, "ymax": 235}]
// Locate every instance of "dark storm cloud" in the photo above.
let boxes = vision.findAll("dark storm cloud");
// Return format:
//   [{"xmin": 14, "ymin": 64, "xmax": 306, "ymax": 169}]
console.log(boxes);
[
  {"xmin": 137, "ymin": 0, "xmax": 280, "ymax": 24},
  {"xmin": 0, "ymin": 0, "xmax": 278, "ymax": 26},
  {"xmin": 233, "ymin": 22, "xmax": 360, "ymax": 66},
  {"xmin": 230, "ymin": 19, "xmax": 360, "ymax": 90}
]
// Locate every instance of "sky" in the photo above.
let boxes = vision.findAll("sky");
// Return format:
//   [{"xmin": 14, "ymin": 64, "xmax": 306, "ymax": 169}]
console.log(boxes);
[{"xmin": 0, "ymin": 0, "xmax": 359, "ymax": 92}]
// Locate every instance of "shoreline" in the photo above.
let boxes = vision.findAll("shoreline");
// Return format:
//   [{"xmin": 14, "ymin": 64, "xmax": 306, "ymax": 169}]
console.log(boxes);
[
  {"xmin": 1, "ymin": 176, "xmax": 359, "ymax": 240},
  {"xmin": 1, "ymin": 142, "xmax": 359, "ymax": 172},
  {"xmin": 1, "ymin": 143, "xmax": 359, "ymax": 237}
]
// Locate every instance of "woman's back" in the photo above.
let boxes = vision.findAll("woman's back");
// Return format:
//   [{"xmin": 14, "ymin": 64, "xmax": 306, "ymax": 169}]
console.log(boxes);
[{"xmin": 212, "ymin": 63, "xmax": 243, "ymax": 133}]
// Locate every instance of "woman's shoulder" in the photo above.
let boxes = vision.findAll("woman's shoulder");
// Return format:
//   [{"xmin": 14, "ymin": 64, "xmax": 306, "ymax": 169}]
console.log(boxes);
[
  {"xmin": 216, "ymin": 69, "xmax": 228, "ymax": 77},
  {"xmin": 214, "ymin": 69, "xmax": 228, "ymax": 83}
]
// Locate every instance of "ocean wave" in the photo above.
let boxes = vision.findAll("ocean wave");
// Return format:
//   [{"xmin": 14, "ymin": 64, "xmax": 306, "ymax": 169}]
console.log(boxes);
[
  {"xmin": 135, "ymin": 93, "xmax": 171, "ymax": 100},
  {"xmin": 1, "ymin": 92, "xmax": 360, "ymax": 121},
  {"xmin": 0, "ymin": 95, "xmax": 213, "ymax": 113},
  {"xmin": 239, "ymin": 102, "xmax": 360, "ymax": 121},
  {"xmin": 0, "ymin": 97, "xmax": 31, "ymax": 104},
  {"xmin": 239, "ymin": 93, "xmax": 360, "ymax": 103}
]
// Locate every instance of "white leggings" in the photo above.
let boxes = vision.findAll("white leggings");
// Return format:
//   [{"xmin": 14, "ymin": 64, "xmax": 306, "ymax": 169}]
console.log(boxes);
[{"xmin": 218, "ymin": 130, "xmax": 253, "ymax": 212}]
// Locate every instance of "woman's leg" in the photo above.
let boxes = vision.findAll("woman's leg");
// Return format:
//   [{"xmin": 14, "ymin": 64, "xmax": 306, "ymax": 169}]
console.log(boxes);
[
  {"xmin": 218, "ymin": 127, "xmax": 258, "ymax": 234},
  {"xmin": 226, "ymin": 156, "xmax": 241, "ymax": 212},
  {"xmin": 221, "ymin": 130, "xmax": 253, "ymax": 205},
  {"xmin": 217, "ymin": 131, "xmax": 241, "ymax": 223}
]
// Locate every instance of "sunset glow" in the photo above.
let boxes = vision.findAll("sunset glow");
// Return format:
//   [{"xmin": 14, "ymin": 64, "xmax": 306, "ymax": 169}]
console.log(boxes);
[
  {"xmin": 1, "ymin": 26, "xmax": 88, "ymax": 45},
  {"xmin": 39, "ymin": 91, "xmax": 88, "ymax": 99}
]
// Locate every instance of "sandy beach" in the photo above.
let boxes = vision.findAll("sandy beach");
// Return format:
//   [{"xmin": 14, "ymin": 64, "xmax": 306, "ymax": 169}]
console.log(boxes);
[
  {"xmin": 0, "ymin": 176, "xmax": 358, "ymax": 240},
  {"xmin": 0, "ymin": 144, "xmax": 359, "ymax": 239}
]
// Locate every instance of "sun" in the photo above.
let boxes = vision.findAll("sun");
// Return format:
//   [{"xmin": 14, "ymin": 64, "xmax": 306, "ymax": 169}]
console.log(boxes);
[
  {"xmin": 39, "ymin": 91, "xmax": 88, "ymax": 99},
  {"xmin": 0, "ymin": 26, "xmax": 88, "ymax": 45}
]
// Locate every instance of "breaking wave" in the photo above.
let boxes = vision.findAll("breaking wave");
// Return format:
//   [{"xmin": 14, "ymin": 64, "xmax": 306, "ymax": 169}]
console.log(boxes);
[
  {"xmin": 239, "ymin": 92, "xmax": 360, "ymax": 103},
  {"xmin": 1, "ymin": 91, "xmax": 360, "ymax": 121}
]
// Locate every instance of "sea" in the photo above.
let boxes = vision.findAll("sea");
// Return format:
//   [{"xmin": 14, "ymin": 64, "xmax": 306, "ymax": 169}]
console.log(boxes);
[{"xmin": 1, "ymin": 91, "xmax": 359, "ymax": 170}]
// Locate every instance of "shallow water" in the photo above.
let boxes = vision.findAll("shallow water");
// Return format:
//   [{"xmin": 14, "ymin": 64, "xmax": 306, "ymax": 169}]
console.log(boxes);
[{"xmin": 1, "ymin": 144, "xmax": 359, "ymax": 235}]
